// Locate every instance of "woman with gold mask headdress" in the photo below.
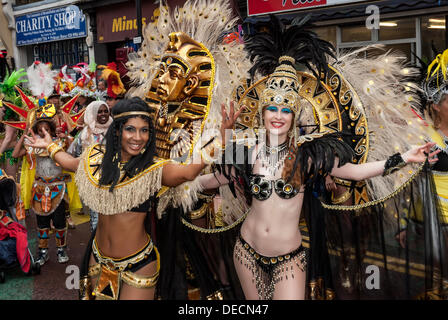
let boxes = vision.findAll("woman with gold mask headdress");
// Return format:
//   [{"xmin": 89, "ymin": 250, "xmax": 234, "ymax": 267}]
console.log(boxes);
[
  {"xmin": 197, "ymin": 15, "xmax": 440, "ymax": 300},
  {"xmin": 24, "ymin": 96, "xmax": 233, "ymax": 300}
]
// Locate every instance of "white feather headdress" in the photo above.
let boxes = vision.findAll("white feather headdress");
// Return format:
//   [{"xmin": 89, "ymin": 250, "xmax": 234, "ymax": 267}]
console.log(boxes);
[
  {"xmin": 26, "ymin": 61, "xmax": 57, "ymax": 100},
  {"xmin": 126, "ymin": 0, "xmax": 251, "ymax": 217}
]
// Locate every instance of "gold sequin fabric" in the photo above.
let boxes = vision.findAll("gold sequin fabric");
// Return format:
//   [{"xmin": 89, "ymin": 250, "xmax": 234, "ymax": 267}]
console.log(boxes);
[{"xmin": 87, "ymin": 235, "xmax": 160, "ymax": 300}]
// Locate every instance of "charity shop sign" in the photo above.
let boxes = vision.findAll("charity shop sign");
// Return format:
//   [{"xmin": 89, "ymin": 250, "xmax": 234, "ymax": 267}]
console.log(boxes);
[{"xmin": 16, "ymin": 5, "xmax": 87, "ymax": 46}]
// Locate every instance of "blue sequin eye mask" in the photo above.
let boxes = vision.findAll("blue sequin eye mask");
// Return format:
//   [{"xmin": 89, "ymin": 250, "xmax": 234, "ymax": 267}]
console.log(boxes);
[{"xmin": 266, "ymin": 106, "xmax": 293, "ymax": 114}]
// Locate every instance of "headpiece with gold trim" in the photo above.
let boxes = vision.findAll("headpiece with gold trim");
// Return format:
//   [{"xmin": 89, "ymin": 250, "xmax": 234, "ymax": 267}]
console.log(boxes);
[
  {"xmin": 236, "ymin": 16, "xmax": 429, "ymax": 203},
  {"xmin": 246, "ymin": 15, "xmax": 335, "ymax": 144},
  {"xmin": 1, "ymin": 86, "xmax": 82, "ymax": 131}
]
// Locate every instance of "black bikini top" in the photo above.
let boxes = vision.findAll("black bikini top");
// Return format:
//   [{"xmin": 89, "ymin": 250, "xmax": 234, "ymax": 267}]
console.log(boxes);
[
  {"xmin": 129, "ymin": 197, "xmax": 153, "ymax": 213},
  {"xmin": 249, "ymin": 175, "xmax": 300, "ymax": 200}
]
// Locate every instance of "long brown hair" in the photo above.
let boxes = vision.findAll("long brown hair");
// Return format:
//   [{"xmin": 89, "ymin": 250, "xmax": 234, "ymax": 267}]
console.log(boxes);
[{"xmin": 281, "ymin": 145, "xmax": 302, "ymax": 187}]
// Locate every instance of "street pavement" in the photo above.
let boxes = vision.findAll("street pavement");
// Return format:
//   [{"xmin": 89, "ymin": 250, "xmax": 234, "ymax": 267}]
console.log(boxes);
[{"xmin": 0, "ymin": 210, "xmax": 91, "ymax": 300}]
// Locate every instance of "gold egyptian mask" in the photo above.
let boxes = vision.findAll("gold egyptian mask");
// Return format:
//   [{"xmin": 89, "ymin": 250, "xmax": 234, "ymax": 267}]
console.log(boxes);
[
  {"xmin": 149, "ymin": 32, "xmax": 213, "ymax": 105},
  {"xmin": 145, "ymin": 32, "xmax": 215, "ymax": 160}
]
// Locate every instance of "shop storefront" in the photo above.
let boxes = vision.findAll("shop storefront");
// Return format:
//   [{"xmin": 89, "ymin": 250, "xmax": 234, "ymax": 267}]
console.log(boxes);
[
  {"xmin": 241, "ymin": 0, "xmax": 448, "ymax": 64},
  {"xmin": 14, "ymin": 4, "xmax": 89, "ymax": 69},
  {"xmin": 80, "ymin": 0, "xmax": 187, "ymax": 67}
]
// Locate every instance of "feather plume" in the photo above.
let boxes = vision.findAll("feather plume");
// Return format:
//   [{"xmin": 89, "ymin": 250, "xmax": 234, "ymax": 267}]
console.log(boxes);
[
  {"xmin": 331, "ymin": 45, "xmax": 431, "ymax": 199},
  {"xmin": 245, "ymin": 14, "xmax": 335, "ymax": 80},
  {"xmin": 26, "ymin": 61, "xmax": 57, "ymax": 99}
]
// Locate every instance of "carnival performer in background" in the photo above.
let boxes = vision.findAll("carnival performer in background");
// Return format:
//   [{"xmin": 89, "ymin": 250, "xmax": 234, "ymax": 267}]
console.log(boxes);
[
  {"xmin": 420, "ymin": 49, "xmax": 448, "ymax": 214},
  {"xmin": 25, "ymin": 96, "xmax": 222, "ymax": 300},
  {"xmin": 98, "ymin": 63, "xmax": 125, "ymax": 110},
  {"xmin": 0, "ymin": 69, "xmax": 27, "ymax": 180},
  {"xmin": 67, "ymin": 100, "xmax": 112, "ymax": 232},
  {"xmin": 9, "ymin": 92, "xmax": 81, "ymax": 266}
]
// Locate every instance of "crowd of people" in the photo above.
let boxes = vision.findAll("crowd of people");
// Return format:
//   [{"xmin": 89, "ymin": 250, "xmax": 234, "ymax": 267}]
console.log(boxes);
[{"xmin": 1, "ymin": 0, "xmax": 448, "ymax": 301}]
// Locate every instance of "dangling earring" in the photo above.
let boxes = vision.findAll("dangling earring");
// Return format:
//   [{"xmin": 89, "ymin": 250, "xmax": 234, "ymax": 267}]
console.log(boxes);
[
  {"xmin": 140, "ymin": 147, "xmax": 146, "ymax": 155},
  {"xmin": 112, "ymin": 152, "xmax": 119, "ymax": 162}
]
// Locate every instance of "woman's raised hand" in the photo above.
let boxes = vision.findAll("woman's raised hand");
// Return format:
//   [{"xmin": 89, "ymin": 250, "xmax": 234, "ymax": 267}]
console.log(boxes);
[
  {"xmin": 402, "ymin": 142, "xmax": 440, "ymax": 164},
  {"xmin": 24, "ymin": 127, "xmax": 53, "ymax": 150},
  {"xmin": 220, "ymin": 100, "xmax": 245, "ymax": 144}
]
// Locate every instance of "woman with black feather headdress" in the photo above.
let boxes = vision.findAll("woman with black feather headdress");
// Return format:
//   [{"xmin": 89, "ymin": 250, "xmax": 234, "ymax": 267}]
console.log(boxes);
[{"xmin": 197, "ymin": 15, "xmax": 439, "ymax": 300}]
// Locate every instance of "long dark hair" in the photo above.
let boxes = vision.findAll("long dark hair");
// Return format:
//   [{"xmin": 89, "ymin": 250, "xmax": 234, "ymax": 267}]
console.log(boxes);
[{"xmin": 99, "ymin": 97, "xmax": 156, "ymax": 192}]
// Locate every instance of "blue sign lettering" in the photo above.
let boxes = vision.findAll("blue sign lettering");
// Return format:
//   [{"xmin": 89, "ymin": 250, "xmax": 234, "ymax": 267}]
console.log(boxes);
[{"xmin": 15, "ymin": 6, "xmax": 87, "ymax": 46}]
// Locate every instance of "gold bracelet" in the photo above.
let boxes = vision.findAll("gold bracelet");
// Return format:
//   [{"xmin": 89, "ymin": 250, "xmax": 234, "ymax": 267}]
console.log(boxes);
[
  {"xmin": 46, "ymin": 142, "xmax": 59, "ymax": 155},
  {"xmin": 50, "ymin": 145, "xmax": 64, "ymax": 161}
]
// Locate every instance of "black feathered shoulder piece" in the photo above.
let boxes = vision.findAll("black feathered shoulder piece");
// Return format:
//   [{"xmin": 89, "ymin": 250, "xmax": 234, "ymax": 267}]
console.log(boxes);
[
  {"xmin": 216, "ymin": 139, "xmax": 257, "ymax": 202},
  {"xmin": 285, "ymin": 131, "xmax": 355, "ymax": 187},
  {"xmin": 244, "ymin": 14, "xmax": 336, "ymax": 80}
]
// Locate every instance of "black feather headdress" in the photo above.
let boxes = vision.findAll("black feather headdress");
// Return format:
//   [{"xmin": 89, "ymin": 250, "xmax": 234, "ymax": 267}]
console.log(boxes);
[{"xmin": 245, "ymin": 14, "xmax": 336, "ymax": 80}]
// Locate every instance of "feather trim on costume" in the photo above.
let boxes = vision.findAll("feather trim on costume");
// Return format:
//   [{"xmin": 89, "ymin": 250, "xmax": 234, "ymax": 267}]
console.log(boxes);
[
  {"xmin": 75, "ymin": 144, "xmax": 165, "ymax": 215},
  {"xmin": 127, "ymin": 0, "xmax": 252, "ymax": 216},
  {"xmin": 156, "ymin": 176, "xmax": 204, "ymax": 219},
  {"xmin": 217, "ymin": 131, "xmax": 354, "ymax": 202},
  {"xmin": 331, "ymin": 45, "xmax": 430, "ymax": 199}
]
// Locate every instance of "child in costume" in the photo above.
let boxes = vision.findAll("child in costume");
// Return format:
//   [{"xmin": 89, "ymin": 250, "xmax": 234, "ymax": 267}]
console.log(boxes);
[{"xmin": 5, "ymin": 86, "xmax": 81, "ymax": 266}]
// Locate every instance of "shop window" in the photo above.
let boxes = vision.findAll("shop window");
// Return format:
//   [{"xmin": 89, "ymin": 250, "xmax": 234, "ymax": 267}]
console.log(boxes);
[
  {"xmin": 15, "ymin": 0, "xmax": 42, "ymax": 5},
  {"xmin": 33, "ymin": 38, "xmax": 88, "ymax": 69},
  {"xmin": 381, "ymin": 43, "xmax": 413, "ymax": 61},
  {"xmin": 311, "ymin": 26, "xmax": 337, "ymax": 48},
  {"xmin": 378, "ymin": 18, "xmax": 415, "ymax": 41},
  {"xmin": 341, "ymin": 23, "xmax": 371, "ymax": 42},
  {"xmin": 421, "ymin": 16, "xmax": 446, "ymax": 65}
]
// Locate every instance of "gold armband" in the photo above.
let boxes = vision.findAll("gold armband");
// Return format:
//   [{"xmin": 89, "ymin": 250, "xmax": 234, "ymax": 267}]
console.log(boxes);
[{"xmin": 47, "ymin": 142, "xmax": 64, "ymax": 161}]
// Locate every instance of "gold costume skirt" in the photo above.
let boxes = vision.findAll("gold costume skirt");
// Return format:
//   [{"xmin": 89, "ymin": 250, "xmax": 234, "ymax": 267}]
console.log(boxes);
[{"xmin": 80, "ymin": 234, "xmax": 160, "ymax": 300}]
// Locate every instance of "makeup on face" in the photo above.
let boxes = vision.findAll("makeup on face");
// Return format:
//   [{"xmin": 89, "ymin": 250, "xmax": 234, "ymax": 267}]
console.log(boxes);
[
  {"xmin": 264, "ymin": 105, "xmax": 294, "ymax": 132},
  {"xmin": 120, "ymin": 117, "xmax": 150, "ymax": 162}
]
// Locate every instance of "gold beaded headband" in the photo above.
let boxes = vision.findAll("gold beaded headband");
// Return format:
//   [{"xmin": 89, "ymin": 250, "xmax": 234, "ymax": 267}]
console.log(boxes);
[{"xmin": 113, "ymin": 111, "xmax": 152, "ymax": 120}]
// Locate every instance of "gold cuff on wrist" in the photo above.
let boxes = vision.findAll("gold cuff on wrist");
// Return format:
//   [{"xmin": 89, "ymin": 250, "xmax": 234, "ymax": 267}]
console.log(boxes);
[{"xmin": 47, "ymin": 142, "xmax": 63, "ymax": 161}]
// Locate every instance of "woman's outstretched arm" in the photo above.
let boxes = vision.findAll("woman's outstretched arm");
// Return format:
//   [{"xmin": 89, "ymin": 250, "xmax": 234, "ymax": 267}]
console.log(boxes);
[{"xmin": 331, "ymin": 142, "xmax": 440, "ymax": 181}]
